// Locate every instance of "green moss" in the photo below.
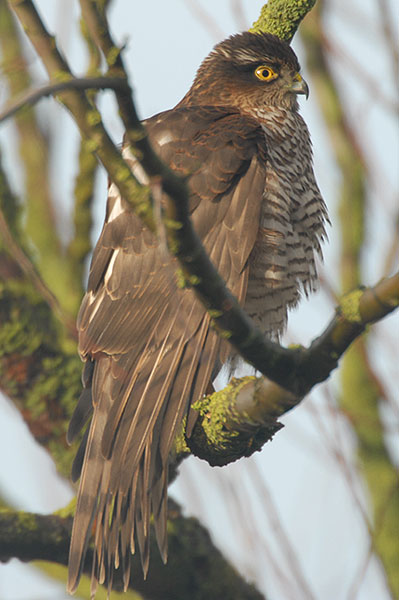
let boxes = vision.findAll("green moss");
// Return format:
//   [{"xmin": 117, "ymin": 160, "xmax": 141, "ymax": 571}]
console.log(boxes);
[
  {"xmin": 86, "ymin": 108, "xmax": 102, "ymax": 126},
  {"xmin": 188, "ymin": 274, "xmax": 201, "ymax": 286},
  {"xmin": 173, "ymin": 417, "xmax": 190, "ymax": 456},
  {"xmin": 175, "ymin": 268, "xmax": 188, "ymax": 289},
  {"xmin": 0, "ymin": 280, "xmax": 59, "ymax": 356},
  {"xmin": 0, "ymin": 278, "xmax": 82, "ymax": 477},
  {"xmin": 16, "ymin": 511, "xmax": 37, "ymax": 532},
  {"xmin": 85, "ymin": 138, "xmax": 99, "ymax": 153},
  {"xmin": 189, "ymin": 376, "xmax": 282, "ymax": 467},
  {"xmin": 53, "ymin": 70, "xmax": 72, "ymax": 82},
  {"xmin": 250, "ymin": 0, "xmax": 316, "ymax": 42},
  {"xmin": 163, "ymin": 218, "xmax": 183, "ymax": 230},
  {"xmin": 0, "ymin": 508, "xmax": 38, "ymax": 534},
  {"xmin": 340, "ymin": 289, "xmax": 364, "ymax": 323},
  {"xmin": 133, "ymin": 190, "xmax": 152, "ymax": 216},
  {"xmin": 210, "ymin": 320, "xmax": 232, "ymax": 339},
  {"xmin": 207, "ymin": 308, "xmax": 222, "ymax": 318},
  {"xmin": 167, "ymin": 236, "xmax": 180, "ymax": 256},
  {"xmin": 193, "ymin": 378, "xmax": 253, "ymax": 449},
  {"xmin": 106, "ymin": 46, "xmax": 121, "ymax": 67},
  {"xmin": 117, "ymin": 165, "xmax": 132, "ymax": 182}
]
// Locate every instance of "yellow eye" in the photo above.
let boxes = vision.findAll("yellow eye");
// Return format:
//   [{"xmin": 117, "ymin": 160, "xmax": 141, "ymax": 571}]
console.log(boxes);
[{"xmin": 254, "ymin": 65, "xmax": 278, "ymax": 82}]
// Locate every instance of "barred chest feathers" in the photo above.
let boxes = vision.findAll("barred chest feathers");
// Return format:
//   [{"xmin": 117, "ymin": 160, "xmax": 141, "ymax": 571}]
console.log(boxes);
[{"xmin": 244, "ymin": 107, "xmax": 328, "ymax": 338}]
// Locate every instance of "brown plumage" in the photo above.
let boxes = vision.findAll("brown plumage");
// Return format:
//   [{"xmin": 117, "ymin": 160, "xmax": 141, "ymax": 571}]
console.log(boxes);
[{"xmin": 67, "ymin": 31, "xmax": 327, "ymax": 596}]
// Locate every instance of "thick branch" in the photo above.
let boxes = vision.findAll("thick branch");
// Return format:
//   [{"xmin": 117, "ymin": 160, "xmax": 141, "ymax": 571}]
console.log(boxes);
[
  {"xmin": 0, "ymin": 277, "xmax": 82, "ymax": 478},
  {"xmin": 0, "ymin": 503, "xmax": 265, "ymax": 600},
  {"xmin": 188, "ymin": 275, "xmax": 399, "ymax": 465},
  {"xmin": 0, "ymin": 509, "xmax": 70, "ymax": 564},
  {"xmin": 250, "ymin": 0, "xmax": 316, "ymax": 42}
]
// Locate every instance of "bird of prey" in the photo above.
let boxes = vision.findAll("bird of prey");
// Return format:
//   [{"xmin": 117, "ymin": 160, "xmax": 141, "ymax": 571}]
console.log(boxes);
[{"xmin": 67, "ymin": 31, "xmax": 327, "ymax": 595}]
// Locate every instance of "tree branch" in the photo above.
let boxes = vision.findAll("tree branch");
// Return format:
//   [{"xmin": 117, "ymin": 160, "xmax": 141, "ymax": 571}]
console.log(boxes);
[
  {"xmin": 0, "ymin": 503, "xmax": 266, "ymax": 600},
  {"xmin": 250, "ymin": 0, "xmax": 316, "ymax": 42},
  {"xmin": 0, "ymin": 209, "xmax": 77, "ymax": 338},
  {"xmin": 0, "ymin": 2, "xmax": 82, "ymax": 317},
  {"xmin": 0, "ymin": 276, "xmax": 82, "ymax": 478},
  {"xmin": 7, "ymin": 0, "xmax": 155, "ymax": 231},
  {"xmin": 0, "ymin": 76, "xmax": 129, "ymax": 123},
  {"xmin": 188, "ymin": 274, "xmax": 399, "ymax": 466}
]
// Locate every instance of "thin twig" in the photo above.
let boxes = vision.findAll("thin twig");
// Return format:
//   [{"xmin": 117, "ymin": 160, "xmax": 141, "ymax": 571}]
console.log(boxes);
[
  {"xmin": 8, "ymin": 0, "xmax": 155, "ymax": 231},
  {"xmin": 306, "ymin": 390, "xmax": 372, "ymax": 530},
  {"xmin": 222, "ymin": 469, "xmax": 298, "ymax": 600},
  {"xmin": 323, "ymin": 33, "xmax": 399, "ymax": 115},
  {"xmin": 346, "ymin": 541, "xmax": 373, "ymax": 600},
  {"xmin": 182, "ymin": 0, "xmax": 225, "ymax": 40},
  {"xmin": 229, "ymin": 0, "xmax": 248, "ymax": 30},
  {"xmin": 0, "ymin": 75, "xmax": 128, "ymax": 123},
  {"xmin": 377, "ymin": 0, "xmax": 399, "ymax": 89},
  {"xmin": 247, "ymin": 460, "xmax": 317, "ymax": 600},
  {"xmin": 0, "ymin": 209, "xmax": 77, "ymax": 338}
]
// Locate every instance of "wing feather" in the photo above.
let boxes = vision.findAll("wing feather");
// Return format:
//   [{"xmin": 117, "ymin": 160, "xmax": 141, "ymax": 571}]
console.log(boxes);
[{"xmin": 67, "ymin": 105, "xmax": 267, "ymax": 593}]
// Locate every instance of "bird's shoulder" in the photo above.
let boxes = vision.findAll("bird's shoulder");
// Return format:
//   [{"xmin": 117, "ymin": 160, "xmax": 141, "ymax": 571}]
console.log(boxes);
[
  {"xmin": 144, "ymin": 104, "xmax": 268, "ymax": 167},
  {"xmin": 78, "ymin": 105, "xmax": 268, "ymax": 358}
]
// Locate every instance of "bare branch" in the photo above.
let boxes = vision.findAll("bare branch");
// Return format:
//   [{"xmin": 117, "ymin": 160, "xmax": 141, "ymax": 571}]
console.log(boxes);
[
  {"xmin": 377, "ymin": 0, "xmax": 399, "ymax": 88},
  {"xmin": 181, "ymin": 0, "xmax": 225, "ymax": 40},
  {"xmin": 0, "ymin": 504, "xmax": 265, "ymax": 600},
  {"xmin": 0, "ymin": 75, "xmax": 129, "ymax": 123},
  {"xmin": 8, "ymin": 0, "xmax": 155, "ymax": 232}
]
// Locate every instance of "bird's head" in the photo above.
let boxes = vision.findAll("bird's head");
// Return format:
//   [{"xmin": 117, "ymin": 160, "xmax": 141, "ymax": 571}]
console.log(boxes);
[{"xmin": 183, "ymin": 31, "xmax": 308, "ymax": 112}]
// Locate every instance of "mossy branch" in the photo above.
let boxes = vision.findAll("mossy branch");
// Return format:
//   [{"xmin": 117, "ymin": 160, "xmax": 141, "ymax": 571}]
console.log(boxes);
[
  {"xmin": 188, "ymin": 274, "xmax": 399, "ymax": 466},
  {"xmin": 0, "ymin": 508, "xmax": 71, "ymax": 564},
  {"xmin": 0, "ymin": 503, "xmax": 265, "ymax": 600},
  {"xmin": 68, "ymin": 8, "xmax": 113, "ymax": 299},
  {"xmin": 0, "ymin": 277, "xmax": 82, "ymax": 478},
  {"xmin": 251, "ymin": 0, "xmax": 316, "ymax": 42}
]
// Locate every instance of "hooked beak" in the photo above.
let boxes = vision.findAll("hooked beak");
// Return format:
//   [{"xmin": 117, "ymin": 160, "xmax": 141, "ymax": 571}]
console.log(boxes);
[{"xmin": 289, "ymin": 73, "xmax": 309, "ymax": 99}]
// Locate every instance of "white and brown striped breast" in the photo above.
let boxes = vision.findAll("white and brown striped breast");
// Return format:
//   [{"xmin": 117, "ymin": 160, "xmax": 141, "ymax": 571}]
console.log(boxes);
[{"xmin": 244, "ymin": 107, "xmax": 328, "ymax": 338}]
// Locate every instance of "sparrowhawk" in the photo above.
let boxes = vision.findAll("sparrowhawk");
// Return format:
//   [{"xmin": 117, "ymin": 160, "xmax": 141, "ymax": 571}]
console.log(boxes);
[{"xmin": 67, "ymin": 31, "xmax": 328, "ymax": 596}]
